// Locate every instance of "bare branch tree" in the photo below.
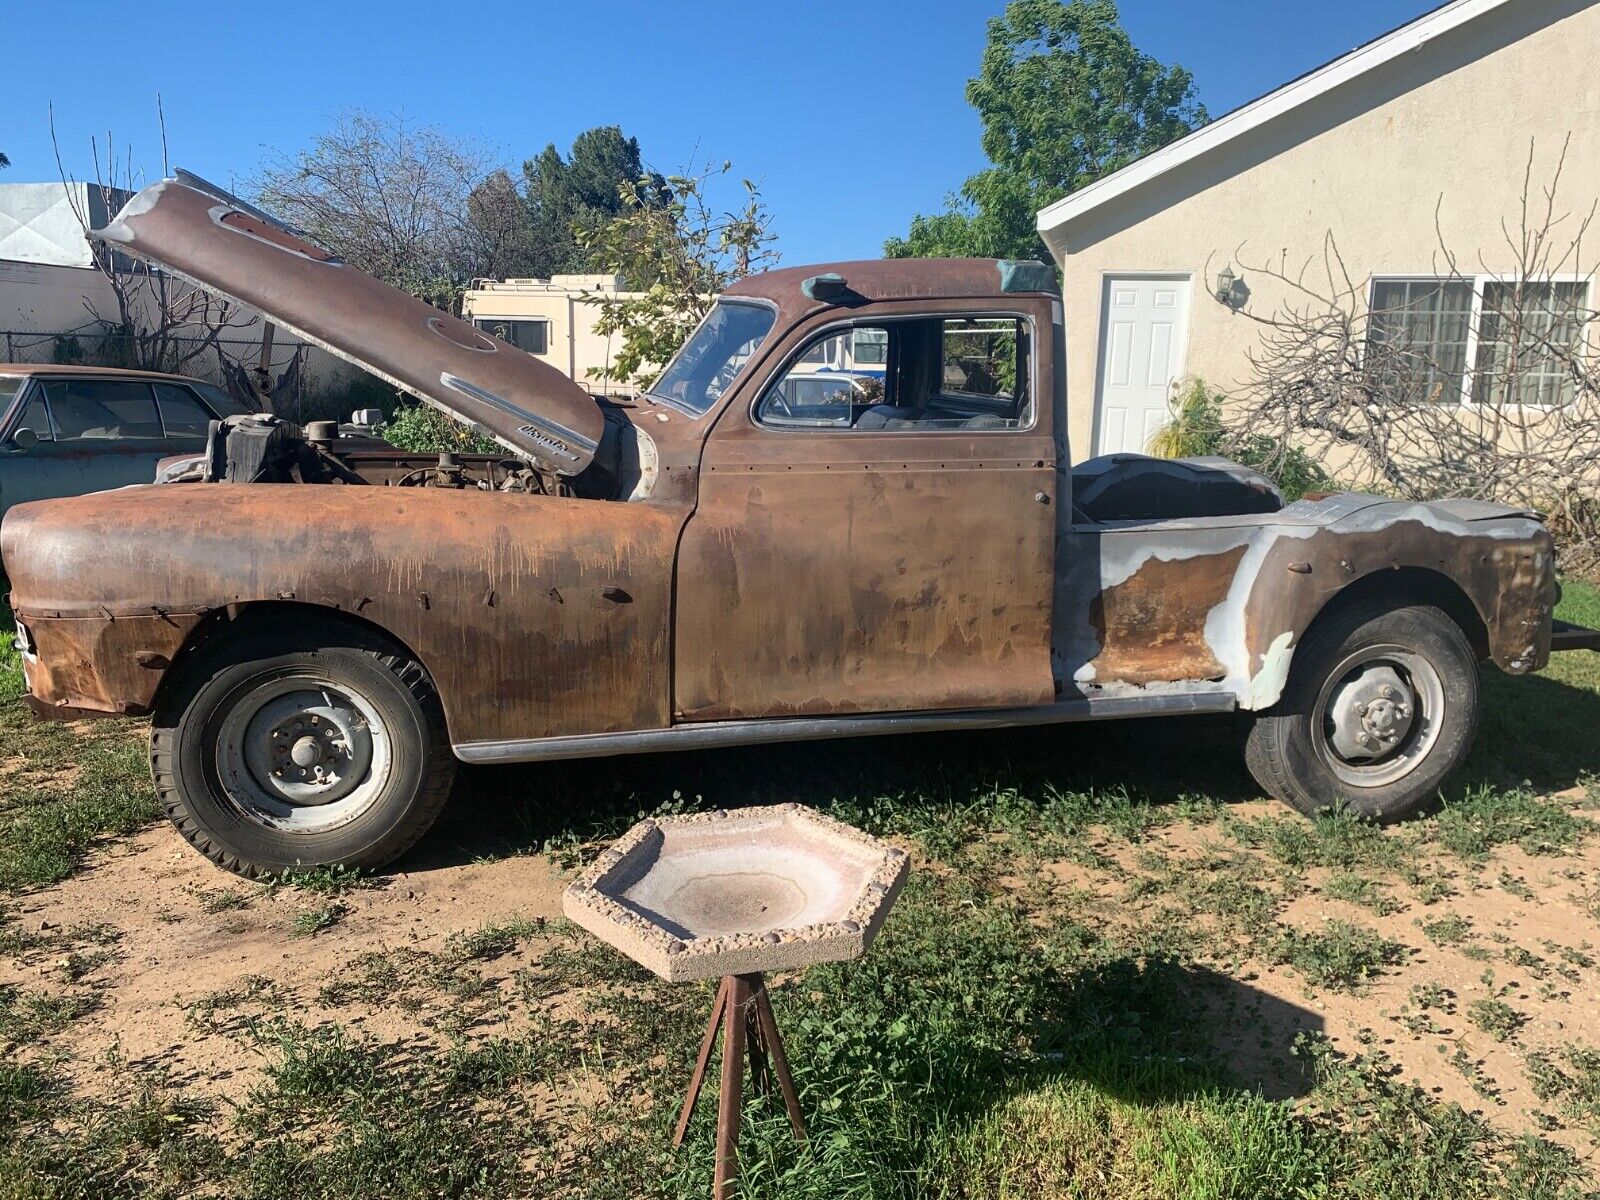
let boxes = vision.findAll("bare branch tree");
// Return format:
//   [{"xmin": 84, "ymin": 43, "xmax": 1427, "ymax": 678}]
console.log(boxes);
[
  {"xmin": 1213, "ymin": 139, "xmax": 1600, "ymax": 571},
  {"xmin": 48, "ymin": 102, "xmax": 262, "ymax": 381},
  {"xmin": 253, "ymin": 110, "xmax": 491, "ymax": 308}
]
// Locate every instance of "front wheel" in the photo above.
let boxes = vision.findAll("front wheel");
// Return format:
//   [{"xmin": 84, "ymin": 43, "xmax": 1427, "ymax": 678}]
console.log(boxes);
[
  {"xmin": 151, "ymin": 626, "xmax": 456, "ymax": 878},
  {"xmin": 1244, "ymin": 601, "xmax": 1480, "ymax": 823}
]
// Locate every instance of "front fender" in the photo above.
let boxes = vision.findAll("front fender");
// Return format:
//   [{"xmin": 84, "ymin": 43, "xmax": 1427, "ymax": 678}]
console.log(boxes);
[{"xmin": 2, "ymin": 484, "xmax": 680, "ymax": 742}]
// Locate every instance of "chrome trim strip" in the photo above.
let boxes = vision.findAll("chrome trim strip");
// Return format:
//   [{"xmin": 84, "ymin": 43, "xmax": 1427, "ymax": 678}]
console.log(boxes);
[
  {"xmin": 438, "ymin": 372, "xmax": 599, "ymax": 453},
  {"xmin": 452, "ymin": 692, "xmax": 1237, "ymax": 764}
]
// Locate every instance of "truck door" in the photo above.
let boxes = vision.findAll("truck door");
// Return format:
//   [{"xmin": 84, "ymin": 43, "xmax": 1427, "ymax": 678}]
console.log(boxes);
[{"xmin": 674, "ymin": 302, "xmax": 1059, "ymax": 721}]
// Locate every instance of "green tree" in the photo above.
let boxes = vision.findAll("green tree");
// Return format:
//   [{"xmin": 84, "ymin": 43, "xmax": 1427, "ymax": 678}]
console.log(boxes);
[
  {"xmin": 576, "ymin": 162, "xmax": 777, "ymax": 387},
  {"xmin": 887, "ymin": 0, "xmax": 1206, "ymax": 261},
  {"xmin": 0, "ymin": 152, "xmax": 10, "ymax": 169},
  {"xmin": 523, "ymin": 126, "xmax": 666, "ymax": 278}
]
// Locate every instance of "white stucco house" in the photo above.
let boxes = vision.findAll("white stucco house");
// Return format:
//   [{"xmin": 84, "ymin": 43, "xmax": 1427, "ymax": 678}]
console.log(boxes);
[{"xmin": 1036, "ymin": 0, "xmax": 1599, "ymax": 463}]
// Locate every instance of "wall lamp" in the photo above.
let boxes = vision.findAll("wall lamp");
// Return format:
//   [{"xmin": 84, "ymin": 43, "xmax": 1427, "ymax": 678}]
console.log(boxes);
[{"xmin": 1215, "ymin": 266, "xmax": 1250, "ymax": 312}]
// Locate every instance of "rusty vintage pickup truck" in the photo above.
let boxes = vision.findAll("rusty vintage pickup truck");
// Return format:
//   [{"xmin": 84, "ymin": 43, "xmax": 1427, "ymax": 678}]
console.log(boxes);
[{"xmin": 3, "ymin": 176, "xmax": 1593, "ymax": 877}]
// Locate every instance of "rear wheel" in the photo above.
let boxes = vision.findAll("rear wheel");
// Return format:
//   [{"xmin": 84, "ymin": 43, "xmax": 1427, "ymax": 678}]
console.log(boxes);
[
  {"xmin": 151, "ymin": 625, "xmax": 455, "ymax": 878},
  {"xmin": 1244, "ymin": 601, "xmax": 1479, "ymax": 822}
]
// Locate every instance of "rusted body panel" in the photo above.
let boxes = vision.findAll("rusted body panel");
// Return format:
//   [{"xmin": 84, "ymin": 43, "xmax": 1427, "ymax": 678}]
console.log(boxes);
[
  {"xmin": 676, "ymin": 438, "xmax": 1058, "ymax": 718},
  {"xmin": 3, "ymin": 484, "xmax": 680, "ymax": 741},
  {"xmin": 17, "ymin": 613, "xmax": 201, "ymax": 719},
  {"xmin": 93, "ymin": 179, "xmax": 605, "ymax": 472},
  {"xmin": 1055, "ymin": 493, "xmax": 1556, "ymax": 710},
  {"xmin": 675, "ymin": 290, "xmax": 1060, "ymax": 719}
]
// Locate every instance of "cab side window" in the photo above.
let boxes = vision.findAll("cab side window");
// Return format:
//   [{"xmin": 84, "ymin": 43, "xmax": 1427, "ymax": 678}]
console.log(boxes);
[{"xmin": 757, "ymin": 315, "xmax": 1029, "ymax": 431}]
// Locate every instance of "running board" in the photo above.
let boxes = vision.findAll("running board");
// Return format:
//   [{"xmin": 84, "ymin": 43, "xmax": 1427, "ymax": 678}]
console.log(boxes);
[
  {"xmin": 452, "ymin": 691, "xmax": 1238, "ymax": 765},
  {"xmin": 1552, "ymin": 619, "xmax": 1600, "ymax": 653}
]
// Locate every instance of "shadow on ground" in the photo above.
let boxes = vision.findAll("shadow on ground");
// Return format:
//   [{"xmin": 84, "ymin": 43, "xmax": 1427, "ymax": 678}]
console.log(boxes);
[
  {"xmin": 403, "ymin": 713, "xmax": 1257, "ymax": 873},
  {"xmin": 1473, "ymin": 668, "xmax": 1600, "ymax": 793}
]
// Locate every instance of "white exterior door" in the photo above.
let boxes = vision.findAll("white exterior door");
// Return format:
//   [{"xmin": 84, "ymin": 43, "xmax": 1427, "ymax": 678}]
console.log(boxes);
[{"xmin": 1093, "ymin": 275, "xmax": 1190, "ymax": 456}]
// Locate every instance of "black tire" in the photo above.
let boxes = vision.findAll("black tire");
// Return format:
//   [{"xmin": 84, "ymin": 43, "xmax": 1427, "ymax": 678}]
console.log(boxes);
[
  {"xmin": 1244, "ymin": 601, "xmax": 1479, "ymax": 823},
  {"xmin": 150, "ymin": 623, "xmax": 455, "ymax": 879}
]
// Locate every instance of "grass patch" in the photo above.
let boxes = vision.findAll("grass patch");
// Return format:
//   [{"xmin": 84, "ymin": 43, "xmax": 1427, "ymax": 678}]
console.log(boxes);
[
  {"xmin": 1526, "ymin": 1044, "xmax": 1600, "ymax": 1137},
  {"xmin": 289, "ymin": 901, "xmax": 350, "ymax": 938},
  {"xmin": 1266, "ymin": 920, "xmax": 1407, "ymax": 991},
  {"xmin": 1432, "ymin": 786, "xmax": 1592, "ymax": 860},
  {"xmin": 1223, "ymin": 805, "xmax": 1406, "ymax": 872},
  {"xmin": 1467, "ymin": 998, "xmax": 1527, "ymax": 1043}
]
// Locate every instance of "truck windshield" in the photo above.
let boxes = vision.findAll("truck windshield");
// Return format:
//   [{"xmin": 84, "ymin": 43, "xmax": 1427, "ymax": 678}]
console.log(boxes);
[{"xmin": 646, "ymin": 300, "xmax": 775, "ymax": 416}]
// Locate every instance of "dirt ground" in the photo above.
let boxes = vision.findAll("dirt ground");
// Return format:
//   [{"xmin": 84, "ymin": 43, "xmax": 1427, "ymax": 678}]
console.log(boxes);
[
  {"xmin": 6, "ymin": 793, "xmax": 1599, "ymax": 1164},
  {"xmin": 1138, "ymin": 804, "xmax": 1600, "ymax": 1146},
  {"xmin": 3, "ymin": 821, "xmax": 572, "ymax": 1106}
]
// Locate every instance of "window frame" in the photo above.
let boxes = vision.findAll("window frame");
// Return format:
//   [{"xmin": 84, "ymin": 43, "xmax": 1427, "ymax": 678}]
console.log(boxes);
[
  {"xmin": 152, "ymin": 381, "xmax": 220, "ymax": 439},
  {"xmin": 749, "ymin": 310, "xmax": 1039, "ymax": 436},
  {"xmin": 1366, "ymin": 274, "xmax": 1593, "ymax": 410},
  {"xmin": 472, "ymin": 316, "xmax": 552, "ymax": 356}
]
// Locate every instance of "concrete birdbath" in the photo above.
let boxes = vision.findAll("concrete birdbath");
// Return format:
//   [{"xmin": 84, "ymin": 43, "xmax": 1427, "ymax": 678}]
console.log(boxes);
[{"xmin": 563, "ymin": 803, "xmax": 910, "ymax": 1198}]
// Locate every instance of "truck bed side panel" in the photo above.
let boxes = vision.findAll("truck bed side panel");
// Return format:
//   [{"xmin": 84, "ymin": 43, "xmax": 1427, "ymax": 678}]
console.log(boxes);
[{"xmin": 1056, "ymin": 498, "xmax": 1555, "ymax": 708}]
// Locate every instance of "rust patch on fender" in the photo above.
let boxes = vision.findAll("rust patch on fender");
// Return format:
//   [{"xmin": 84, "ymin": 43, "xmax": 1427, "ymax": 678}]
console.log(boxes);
[{"xmin": 1088, "ymin": 547, "xmax": 1248, "ymax": 686}]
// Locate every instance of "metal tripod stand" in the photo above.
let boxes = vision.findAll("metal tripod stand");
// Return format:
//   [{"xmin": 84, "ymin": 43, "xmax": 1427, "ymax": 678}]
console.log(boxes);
[{"xmin": 672, "ymin": 973, "xmax": 807, "ymax": 1199}]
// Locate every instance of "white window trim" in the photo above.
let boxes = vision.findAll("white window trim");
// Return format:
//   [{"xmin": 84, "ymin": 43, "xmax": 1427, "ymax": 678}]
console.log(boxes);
[
  {"xmin": 1366, "ymin": 274, "xmax": 1593, "ymax": 411},
  {"xmin": 472, "ymin": 316, "xmax": 552, "ymax": 356}
]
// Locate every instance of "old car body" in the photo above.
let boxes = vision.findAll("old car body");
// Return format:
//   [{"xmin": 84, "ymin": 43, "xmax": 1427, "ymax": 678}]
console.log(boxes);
[
  {"xmin": 0, "ymin": 364, "xmax": 254, "ymax": 520},
  {"xmin": 0, "ymin": 175, "xmax": 1583, "ymax": 876}
]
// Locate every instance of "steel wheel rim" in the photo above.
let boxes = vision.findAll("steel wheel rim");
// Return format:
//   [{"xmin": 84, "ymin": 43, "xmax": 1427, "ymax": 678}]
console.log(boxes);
[
  {"xmin": 215, "ymin": 674, "xmax": 392, "ymax": 832},
  {"xmin": 1312, "ymin": 643, "xmax": 1446, "ymax": 790}
]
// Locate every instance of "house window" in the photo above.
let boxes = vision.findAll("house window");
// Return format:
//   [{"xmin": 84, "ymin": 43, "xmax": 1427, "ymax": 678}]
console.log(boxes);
[
  {"xmin": 1367, "ymin": 277, "xmax": 1590, "ymax": 406},
  {"xmin": 473, "ymin": 318, "xmax": 550, "ymax": 355},
  {"xmin": 1367, "ymin": 279, "xmax": 1473, "ymax": 405},
  {"xmin": 1472, "ymin": 281, "xmax": 1588, "ymax": 407}
]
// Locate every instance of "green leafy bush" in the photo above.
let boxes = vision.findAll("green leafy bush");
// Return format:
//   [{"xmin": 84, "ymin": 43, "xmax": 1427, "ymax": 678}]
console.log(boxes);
[
  {"xmin": 382, "ymin": 403, "xmax": 499, "ymax": 455},
  {"xmin": 1150, "ymin": 377, "xmax": 1335, "ymax": 501}
]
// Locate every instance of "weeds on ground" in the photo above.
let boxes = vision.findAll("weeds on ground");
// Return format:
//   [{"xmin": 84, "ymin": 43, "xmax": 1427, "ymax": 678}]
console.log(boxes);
[{"xmin": 1266, "ymin": 920, "xmax": 1407, "ymax": 992}]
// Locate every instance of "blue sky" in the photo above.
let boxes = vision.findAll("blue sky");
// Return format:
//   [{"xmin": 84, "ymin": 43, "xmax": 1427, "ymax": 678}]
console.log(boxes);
[{"xmin": 3, "ymin": 0, "xmax": 1437, "ymax": 265}]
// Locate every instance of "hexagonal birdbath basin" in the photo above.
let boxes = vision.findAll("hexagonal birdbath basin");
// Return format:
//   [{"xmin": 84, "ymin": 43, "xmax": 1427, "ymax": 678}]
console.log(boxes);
[{"xmin": 563, "ymin": 803, "xmax": 909, "ymax": 1198}]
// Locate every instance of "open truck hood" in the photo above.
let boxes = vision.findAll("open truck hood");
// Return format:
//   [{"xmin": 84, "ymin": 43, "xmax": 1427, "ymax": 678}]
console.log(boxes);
[{"xmin": 92, "ymin": 174, "xmax": 605, "ymax": 474}]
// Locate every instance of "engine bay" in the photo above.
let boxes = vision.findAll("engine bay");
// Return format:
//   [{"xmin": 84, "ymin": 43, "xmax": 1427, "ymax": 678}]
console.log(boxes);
[{"xmin": 159, "ymin": 413, "xmax": 586, "ymax": 497}]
